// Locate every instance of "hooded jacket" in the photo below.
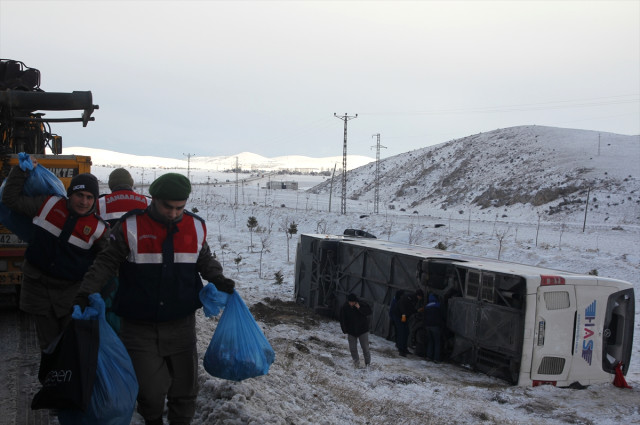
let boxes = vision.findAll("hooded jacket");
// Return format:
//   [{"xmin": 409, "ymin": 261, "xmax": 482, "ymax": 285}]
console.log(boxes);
[{"xmin": 339, "ymin": 298, "xmax": 372, "ymax": 337}]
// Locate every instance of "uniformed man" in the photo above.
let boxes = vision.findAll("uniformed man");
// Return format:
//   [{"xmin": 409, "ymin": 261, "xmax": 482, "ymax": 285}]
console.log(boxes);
[{"xmin": 76, "ymin": 173, "xmax": 235, "ymax": 425}]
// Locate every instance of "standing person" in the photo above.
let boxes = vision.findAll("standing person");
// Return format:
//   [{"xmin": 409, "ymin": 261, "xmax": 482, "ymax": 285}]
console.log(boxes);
[
  {"xmin": 74, "ymin": 172, "xmax": 235, "ymax": 425},
  {"xmin": 424, "ymin": 293, "xmax": 445, "ymax": 362},
  {"xmin": 97, "ymin": 167, "xmax": 149, "ymax": 225},
  {"xmin": 390, "ymin": 290, "xmax": 419, "ymax": 357},
  {"xmin": 389, "ymin": 289, "xmax": 404, "ymax": 351},
  {"xmin": 339, "ymin": 293, "xmax": 372, "ymax": 369},
  {"xmin": 96, "ymin": 167, "xmax": 149, "ymax": 332},
  {"xmin": 1, "ymin": 161, "xmax": 108, "ymax": 350},
  {"xmin": 409, "ymin": 289, "xmax": 425, "ymax": 349}
]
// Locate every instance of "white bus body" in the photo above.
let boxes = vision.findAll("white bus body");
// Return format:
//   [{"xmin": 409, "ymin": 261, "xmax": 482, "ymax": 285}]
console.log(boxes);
[{"xmin": 294, "ymin": 233, "xmax": 634, "ymax": 386}]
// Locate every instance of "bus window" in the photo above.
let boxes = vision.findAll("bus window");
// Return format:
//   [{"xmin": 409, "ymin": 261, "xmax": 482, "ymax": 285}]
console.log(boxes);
[
  {"xmin": 481, "ymin": 273, "xmax": 495, "ymax": 303},
  {"xmin": 602, "ymin": 288, "xmax": 634, "ymax": 375},
  {"xmin": 466, "ymin": 271, "xmax": 480, "ymax": 299}
]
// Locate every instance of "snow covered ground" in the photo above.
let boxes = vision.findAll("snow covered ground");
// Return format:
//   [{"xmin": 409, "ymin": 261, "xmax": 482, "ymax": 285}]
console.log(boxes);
[{"xmin": 83, "ymin": 164, "xmax": 639, "ymax": 425}]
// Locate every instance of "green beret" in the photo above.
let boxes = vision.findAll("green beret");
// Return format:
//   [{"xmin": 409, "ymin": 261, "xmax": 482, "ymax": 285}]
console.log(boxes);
[{"xmin": 149, "ymin": 173, "xmax": 191, "ymax": 200}]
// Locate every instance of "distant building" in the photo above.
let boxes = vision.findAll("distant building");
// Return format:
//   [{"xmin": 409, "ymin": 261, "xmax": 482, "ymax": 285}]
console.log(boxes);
[{"xmin": 266, "ymin": 180, "xmax": 298, "ymax": 190}]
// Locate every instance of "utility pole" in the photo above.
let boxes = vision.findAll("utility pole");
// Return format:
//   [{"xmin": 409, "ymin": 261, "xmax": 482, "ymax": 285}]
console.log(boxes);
[
  {"xmin": 328, "ymin": 163, "xmax": 336, "ymax": 212},
  {"xmin": 334, "ymin": 112, "xmax": 357, "ymax": 215},
  {"xmin": 371, "ymin": 133, "xmax": 387, "ymax": 214},
  {"xmin": 583, "ymin": 186, "xmax": 591, "ymax": 232},
  {"xmin": 235, "ymin": 156, "xmax": 239, "ymax": 206},
  {"xmin": 183, "ymin": 153, "xmax": 195, "ymax": 180}
]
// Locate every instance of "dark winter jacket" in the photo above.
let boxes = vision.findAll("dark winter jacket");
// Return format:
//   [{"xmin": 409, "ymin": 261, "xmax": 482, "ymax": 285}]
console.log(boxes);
[
  {"xmin": 389, "ymin": 290, "xmax": 404, "ymax": 321},
  {"xmin": 1, "ymin": 165, "xmax": 110, "ymax": 317},
  {"xmin": 340, "ymin": 299, "xmax": 372, "ymax": 337},
  {"xmin": 397, "ymin": 293, "xmax": 418, "ymax": 319},
  {"xmin": 424, "ymin": 294, "xmax": 444, "ymax": 327}
]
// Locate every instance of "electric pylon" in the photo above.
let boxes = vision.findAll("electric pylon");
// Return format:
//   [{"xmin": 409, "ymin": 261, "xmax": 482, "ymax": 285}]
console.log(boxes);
[
  {"xmin": 371, "ymin": 134, "xmax": 386, "ymax": 214},
  {"xmin": 334, "ymin": 112, "xmax": 357, "ymax": 215}
]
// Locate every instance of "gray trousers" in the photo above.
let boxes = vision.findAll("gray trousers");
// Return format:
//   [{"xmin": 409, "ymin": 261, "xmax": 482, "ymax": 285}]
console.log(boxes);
[
  {"xmin": 120, "ymin": 314, "xmax": 199, "ymax": 424},
  {"xmin": 348, "ymin": 332, "xmax": 371, "ymax": 365}
]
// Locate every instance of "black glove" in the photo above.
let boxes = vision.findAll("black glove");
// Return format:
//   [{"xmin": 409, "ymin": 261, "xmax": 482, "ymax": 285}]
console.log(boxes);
[{"xmin": 213, "ymin": 276, "xmax": 235, "ymax": 294}]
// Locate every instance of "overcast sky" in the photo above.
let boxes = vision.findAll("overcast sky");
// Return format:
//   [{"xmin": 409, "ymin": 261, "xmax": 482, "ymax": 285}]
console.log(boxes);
[{"xmin": 1, "ymin": 0, "xmax": 638, "ymax": 160}]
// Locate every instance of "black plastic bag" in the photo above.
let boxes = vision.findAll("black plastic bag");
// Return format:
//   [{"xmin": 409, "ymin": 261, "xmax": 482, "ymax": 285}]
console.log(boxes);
[{"xmin": 31, "ymin": 315, "xmax": 100, "ymax": 411}]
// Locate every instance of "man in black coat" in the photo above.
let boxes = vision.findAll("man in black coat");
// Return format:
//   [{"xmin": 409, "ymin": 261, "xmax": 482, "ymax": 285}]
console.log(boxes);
[
  {"xmin": 391, "ymin": 290, "xmax": 420, "ymax": 357},
  {"xmin": 339, "ymin": 293, "xmax": 373, "ymax": 368},
  {"xmin": 424, "ymin": 293, "xmax": 445, "ymax": 362}
]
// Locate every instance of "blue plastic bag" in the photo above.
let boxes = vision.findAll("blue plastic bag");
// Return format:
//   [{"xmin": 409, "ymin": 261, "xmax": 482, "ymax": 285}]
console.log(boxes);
[
  {"xmin": 201, "ymin": 285, "xmax": 275, "ymax": 381},
  {"xmin": 58, "ymin": 293, "xmax": 138, "ymax": 425},
  {"xmin": 18, "ymin": 152, "xmax": 66, "ymax": 197},
  {"xmin": 0, "ymin": 153, "xmax": 66, "ymax": 242}
]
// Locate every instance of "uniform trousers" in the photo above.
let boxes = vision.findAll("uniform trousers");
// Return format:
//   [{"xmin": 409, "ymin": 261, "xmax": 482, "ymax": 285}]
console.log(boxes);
[{"xmin": 120, "ymin": 313, "xmax": 198, "ymax": 424}]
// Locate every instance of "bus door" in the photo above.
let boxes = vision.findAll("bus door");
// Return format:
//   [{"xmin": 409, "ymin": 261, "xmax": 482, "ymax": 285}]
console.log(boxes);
[{"xmin": 531, "ymin": 284, "xmax": 577, "ymax": 384}]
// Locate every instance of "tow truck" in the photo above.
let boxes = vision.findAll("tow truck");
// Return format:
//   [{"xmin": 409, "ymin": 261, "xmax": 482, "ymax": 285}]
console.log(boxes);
[{"xmin": 0, "ymin": 59, "xmax": 98, "ymax": 301}]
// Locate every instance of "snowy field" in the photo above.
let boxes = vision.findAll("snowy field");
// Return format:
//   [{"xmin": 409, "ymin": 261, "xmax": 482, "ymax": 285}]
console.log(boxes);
[{"xmin": 86, "ymin": 165, "xmax": 640, "ymax": 425}]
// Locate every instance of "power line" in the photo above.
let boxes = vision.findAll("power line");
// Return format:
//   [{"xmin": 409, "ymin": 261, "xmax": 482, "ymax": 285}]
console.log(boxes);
[{"xmin": 359, "ymin": 94, "xmax": 640, "ymax": 116}]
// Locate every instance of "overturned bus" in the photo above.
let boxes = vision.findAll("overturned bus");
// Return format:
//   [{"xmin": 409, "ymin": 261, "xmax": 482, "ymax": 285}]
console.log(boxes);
[{"xmin": 293, "ymin": 233, "xmax": 634, "ymax": 387}]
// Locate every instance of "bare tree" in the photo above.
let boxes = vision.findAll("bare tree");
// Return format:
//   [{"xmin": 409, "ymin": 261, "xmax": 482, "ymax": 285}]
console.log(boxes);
[
  {"xmin": 495, "ymin": 225, "xmax": 511, "ymax": 260},
  {"xmin": 382, "ymin": 217, "xmax": 395, "ymax": 241},
  {"xmin": 265, "ymin": 208, "xmax": 275, "ymax": 234},
  {"xmin": 559, "ymin": 223, "xmax": 566, "ymax": 250},
  {"xmin": 407, "ymin": 220, "xmax": 424, "ymax": 245},
  {"xmin": 216, "ymin": 213, "xmax": 228, "ymax": 266}
]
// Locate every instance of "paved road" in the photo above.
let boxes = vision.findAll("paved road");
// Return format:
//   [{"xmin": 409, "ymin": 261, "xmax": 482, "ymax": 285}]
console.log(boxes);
[{"xmin": 0, "ymin": 295, "xmax": 56, "ymax": 425}]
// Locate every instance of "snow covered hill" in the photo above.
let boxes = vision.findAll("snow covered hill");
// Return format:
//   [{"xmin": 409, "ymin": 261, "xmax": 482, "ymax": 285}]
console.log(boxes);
[
  {"xmin": 310, "ymin": 125, "xmax": 640, "ymax": 225},
  {"xmin": 64, "ymin": 147, "xmax": 374, "ymax": 173}
]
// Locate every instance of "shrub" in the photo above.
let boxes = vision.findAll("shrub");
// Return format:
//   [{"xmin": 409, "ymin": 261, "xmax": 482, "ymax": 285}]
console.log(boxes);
[
  {"xmin": 274, "ymin": 270, "xmax": 284, "ymax": 285},
  {"xmin": 435, "ymin": 241, "xmax": 448, "ymax": 250}
]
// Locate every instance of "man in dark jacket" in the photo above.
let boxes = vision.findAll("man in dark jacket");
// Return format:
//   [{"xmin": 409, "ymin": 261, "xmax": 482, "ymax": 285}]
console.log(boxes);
[
  {"xmin": 339, "ymin": 293, "xmax": 372, "ymax": 368},
  {"xmin": 96, "ymin": 168, "xmax": 150, "ymax": 333},
  {"xmin": 1, "ymin": 161, "xmax": 109, "ymax": 351},
  {"xmin": 75, "ymin": 173, "xmax": 235, "ymax": 425},
  {"xmin": 424, "ymin": 293, "xmax": 445, "ymax": 362},
  {"xmin": 390, "ymin": 290, "xmax": 420, "ymax": 357}
]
